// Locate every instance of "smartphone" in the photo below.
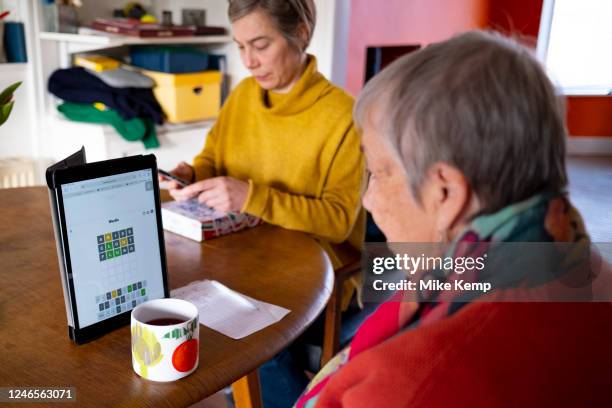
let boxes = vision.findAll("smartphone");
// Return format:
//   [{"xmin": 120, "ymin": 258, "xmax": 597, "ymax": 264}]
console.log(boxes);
[{"xmin": 158, "ymin": 169, "xmax": 191, "ymax": 187}]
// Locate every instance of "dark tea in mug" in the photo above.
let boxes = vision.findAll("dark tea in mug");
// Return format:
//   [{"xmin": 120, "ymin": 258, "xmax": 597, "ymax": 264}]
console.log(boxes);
[{"xmin": 146, "ymin": 317, "xmax": 187, "ymax": 326}]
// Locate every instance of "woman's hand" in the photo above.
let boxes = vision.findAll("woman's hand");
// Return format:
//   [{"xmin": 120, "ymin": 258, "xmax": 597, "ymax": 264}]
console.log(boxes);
[
  {"xmin": 170, "ymin": 176, "xmax": 249, "ymax": 213},
  {"xmin": 161, "ymin": 162, "xmax": 194, "ymax": 191}
]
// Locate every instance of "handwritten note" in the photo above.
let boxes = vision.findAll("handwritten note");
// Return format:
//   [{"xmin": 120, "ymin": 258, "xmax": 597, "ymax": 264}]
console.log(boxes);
[{"xmin": 171, "ymin": 280, "xmax": 291, "ymax": 339}]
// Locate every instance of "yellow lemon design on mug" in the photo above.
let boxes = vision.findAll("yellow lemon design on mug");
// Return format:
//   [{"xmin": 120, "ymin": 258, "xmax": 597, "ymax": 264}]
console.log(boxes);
[{"xmin": 131, "ymin": 323, "xmax": 163, "ymax": 379}]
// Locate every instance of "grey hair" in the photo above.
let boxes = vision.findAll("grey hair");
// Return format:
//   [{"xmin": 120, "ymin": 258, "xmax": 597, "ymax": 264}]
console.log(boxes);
[
  {"xmin": 355, "ymin": 30, "xmax": 568, "ymax": 215},
  {"xmin": 228, "ymin": 0, "xmax": 316, "ymax": 52}
]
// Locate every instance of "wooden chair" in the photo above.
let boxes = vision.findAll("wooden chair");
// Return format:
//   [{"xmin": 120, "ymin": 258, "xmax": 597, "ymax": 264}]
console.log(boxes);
[
  {"xmin": 232, "ymin": 371, "xmax": 263, "ymax": 408},
  {"xmin": 320, "ymin": 249, "xmax": 362, "ymax": 367},
  {"xmin": 321, "ymin": 213, "xmax": 386, "ymax": 367}
]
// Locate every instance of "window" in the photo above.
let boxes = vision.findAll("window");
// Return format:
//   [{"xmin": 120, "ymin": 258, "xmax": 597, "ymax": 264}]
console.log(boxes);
[{"xmin": 537, "ymin": 0, "xmax": 612, "ymax": 95}]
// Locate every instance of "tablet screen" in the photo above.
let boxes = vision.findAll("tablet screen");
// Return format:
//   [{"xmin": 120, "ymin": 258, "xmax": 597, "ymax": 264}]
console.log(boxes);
[{"xmin": 61, "ymin": 169, "xmax": 165, "ymax": 329}]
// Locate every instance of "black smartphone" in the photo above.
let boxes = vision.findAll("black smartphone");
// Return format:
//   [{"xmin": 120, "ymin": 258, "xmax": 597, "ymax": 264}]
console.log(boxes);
[{"xmin": 158, "ymin": 169, "xmax": 191, "ymax": 187}]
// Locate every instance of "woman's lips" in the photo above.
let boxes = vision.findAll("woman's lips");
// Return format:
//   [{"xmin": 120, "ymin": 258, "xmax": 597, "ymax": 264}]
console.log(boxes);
[{"xmin": 255, "ymin": 74, "xmax": 269, "ymax": 81}]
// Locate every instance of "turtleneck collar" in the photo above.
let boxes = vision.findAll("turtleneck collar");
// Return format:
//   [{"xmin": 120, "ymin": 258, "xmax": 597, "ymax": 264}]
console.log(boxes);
[{"xmin": 256, "ymin": 54, "xmax": 331, "ymax": 116}]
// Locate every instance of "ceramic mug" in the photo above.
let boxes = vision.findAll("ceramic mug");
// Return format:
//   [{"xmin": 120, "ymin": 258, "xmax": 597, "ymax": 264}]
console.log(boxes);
[{"xmin": 131, "ymin": 298, "xmax": 199, "ymax": 382}]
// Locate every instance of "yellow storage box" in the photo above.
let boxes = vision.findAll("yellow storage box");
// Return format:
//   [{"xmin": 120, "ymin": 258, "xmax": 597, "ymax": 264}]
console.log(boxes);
[
  {"xmin": 74, "ymin": 55, "xmax": 121, "ymax": 72},
  {"xmin": 143, "ymin": 70, "xmax": 222, "ymax": 123}
]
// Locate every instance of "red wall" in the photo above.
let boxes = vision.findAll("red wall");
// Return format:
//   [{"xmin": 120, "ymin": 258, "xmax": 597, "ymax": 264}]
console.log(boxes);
[
  {"xmin": 346, "ymin": 0, "xmax": 611, "ymax": 137},
  {"xmin": 567, "ymin": 98, "xmax": 612, "ymax": 137},
  {"xmin": 487, "ymin": 0, "xmax": 612, "ymax": 137},
  {"xmin": 345, "ymin": 0, "xmax": 489, "ymax": 96},
  {"xmin": 487, "ymin": 0, "xmax": 542, "ymax": 38}
]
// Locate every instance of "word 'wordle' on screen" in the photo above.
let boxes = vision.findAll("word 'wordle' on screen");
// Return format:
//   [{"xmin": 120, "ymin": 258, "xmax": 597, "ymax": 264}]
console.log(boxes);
[{"xmin": 96, "ymin": 228, "xmax": 135, "ymax": 262}]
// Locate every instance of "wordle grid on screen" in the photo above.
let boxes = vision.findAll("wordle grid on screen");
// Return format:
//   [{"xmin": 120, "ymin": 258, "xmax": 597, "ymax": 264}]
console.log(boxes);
[
  {"xmin": 96, "ymin": 227, "xmax": 135, "ymax": 261},
  {"xmin": 95, "ymin": 280, "xmax": 148, "ymax": 321}
]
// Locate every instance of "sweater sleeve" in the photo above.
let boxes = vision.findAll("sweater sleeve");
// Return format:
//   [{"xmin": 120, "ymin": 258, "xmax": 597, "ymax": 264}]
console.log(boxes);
[
  {"xmin": 192, "ymin": 79, "xmax": 248, "ymax": 181},
  {"xmin": 192, "ymin": 122, "xmax": 218, "ymax": 181},
  {"xmin": 241, "ymin": 124, "xmax": 365, "ymax": 244}
]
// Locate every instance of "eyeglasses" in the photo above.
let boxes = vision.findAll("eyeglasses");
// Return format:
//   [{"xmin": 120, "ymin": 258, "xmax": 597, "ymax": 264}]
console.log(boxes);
[{"xmin": 361, "ymin": 170, "xmax": 373, "ymax": 197}]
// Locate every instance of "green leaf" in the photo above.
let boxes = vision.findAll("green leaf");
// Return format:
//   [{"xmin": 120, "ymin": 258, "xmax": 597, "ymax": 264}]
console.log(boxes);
[
  {"xmin": 0, "ymin": 82, "xmax": 22, "ymax": 106},
  {"xmin": 0, "ymin": 101, "xmax": 15, "ymax": 126}
]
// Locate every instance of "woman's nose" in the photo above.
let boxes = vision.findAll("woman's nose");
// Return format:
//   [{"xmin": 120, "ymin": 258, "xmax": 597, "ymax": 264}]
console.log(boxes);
[{"xmin": 244, "ymin": 48, "xmax": 258, "ymax": 69}]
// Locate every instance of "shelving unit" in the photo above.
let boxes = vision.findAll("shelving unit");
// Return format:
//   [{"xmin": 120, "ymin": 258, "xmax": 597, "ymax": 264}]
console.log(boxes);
[
  {"xmin": 39, "ymin": 29, "xmax": 233, "ymax": 71},
  {"xmin": 5, "ymin": 0, "xmax": 340, "ymax": 173},
  {"xmin": 31, "ymin": 0, "xmax": 237, "ymax": 167},
  {"xmin": 40, "ymin": 31, "xmax": 232, "ymax": 45},
  {"xmin": 38, "ymin": 28, "xmax": 233, "ymax": 68}
]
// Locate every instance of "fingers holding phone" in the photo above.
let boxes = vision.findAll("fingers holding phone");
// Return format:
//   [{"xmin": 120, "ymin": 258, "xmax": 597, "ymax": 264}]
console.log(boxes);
[{"xmin": 159, "ymin": 162, "xmax": 194, "ymax": 191}]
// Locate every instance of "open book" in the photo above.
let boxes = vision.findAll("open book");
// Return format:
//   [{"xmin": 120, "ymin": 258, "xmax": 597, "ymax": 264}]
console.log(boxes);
[{"xmin": 161, "ymin": 198, "xmax": 262, "ymax": 241}]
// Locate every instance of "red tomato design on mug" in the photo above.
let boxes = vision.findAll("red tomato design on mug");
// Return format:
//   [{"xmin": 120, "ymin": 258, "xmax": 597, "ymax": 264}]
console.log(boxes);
[{"xmin": 172, "ymin": 339, "xmax": 198, "ymax": 372}]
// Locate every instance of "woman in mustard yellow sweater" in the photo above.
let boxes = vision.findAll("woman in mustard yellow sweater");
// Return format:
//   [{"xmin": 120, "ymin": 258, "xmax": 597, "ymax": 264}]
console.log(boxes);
[
  {"xmin": 166, "ymin": 1, "xmax": 364, "ymax": 406},
  {"xmin": 168, "ymin": 2, "xmax": 364, "ymax": 271}
]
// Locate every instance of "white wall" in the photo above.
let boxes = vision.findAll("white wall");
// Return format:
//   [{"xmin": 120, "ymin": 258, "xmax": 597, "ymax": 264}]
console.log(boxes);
[
  {"xmin": 0, "ymin": 0, "xmax": 37, "ymax": 158},
  {"xmin": 330, "ymin": 0, "xmax": 351, "ymax": 87},
  {"xmin": 0, "ymin": 65, "xmax": 34, "ymax": 157}
]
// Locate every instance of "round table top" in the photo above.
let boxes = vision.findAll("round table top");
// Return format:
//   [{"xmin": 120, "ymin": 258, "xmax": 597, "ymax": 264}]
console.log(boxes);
[{"xmin": 0, "ymin": 187, "xmax": 333, "ymax": 407}]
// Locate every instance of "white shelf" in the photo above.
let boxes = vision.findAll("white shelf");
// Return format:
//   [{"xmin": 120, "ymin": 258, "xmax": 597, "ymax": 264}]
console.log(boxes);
[
  {"xmin": 42, "ymin": 112, "xmax": 210, "ymax": 170},
  {"xmin": 48, "ymin": 110, "xmax": 214, "ymax": 134},
  {"xmin": 157, "ymin": 119, "xmax": 215, "ymax": 135},
  {"xmin": 39, "ymin": 31, "xmax": 232, "ymax": 47}
]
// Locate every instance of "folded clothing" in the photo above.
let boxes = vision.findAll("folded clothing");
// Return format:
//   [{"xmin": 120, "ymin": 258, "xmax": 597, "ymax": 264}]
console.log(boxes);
[
  {"xmin": 58, "ymin": 102, "xmax": 160, "ymax": 149},
  {"xmin": 48, "ymin": 67, "xmax": 163, "ymax": 124},
  {"xmin": 90, "ymin": 67, "xmax": 155, "ymax": 89}
]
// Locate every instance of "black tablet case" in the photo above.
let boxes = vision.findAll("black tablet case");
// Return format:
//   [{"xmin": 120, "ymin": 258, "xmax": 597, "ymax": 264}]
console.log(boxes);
[
  {"xmin": 46, "ymin": 147, "xmax": 87, "ymax": 342},
  {"xmin": 46, "ymin": 147, "xmax": 168, "ymax": 343}
]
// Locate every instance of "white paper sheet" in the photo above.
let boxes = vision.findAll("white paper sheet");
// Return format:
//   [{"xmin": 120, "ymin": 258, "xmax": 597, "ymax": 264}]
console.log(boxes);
[{"xmin": 170, "ymin": 280, "xmax": 291, "ymax": 339}]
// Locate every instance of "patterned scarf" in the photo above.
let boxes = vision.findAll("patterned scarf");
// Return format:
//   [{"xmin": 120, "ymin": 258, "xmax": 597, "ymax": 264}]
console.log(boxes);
[{"xmin": 296, "ymin": 192, "xmax": 590, "ymax": 408}]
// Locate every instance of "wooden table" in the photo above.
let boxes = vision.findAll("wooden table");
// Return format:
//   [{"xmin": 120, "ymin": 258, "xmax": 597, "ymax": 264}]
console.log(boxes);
[{"xmin": 0, "ymin": 187, "xmax": 334, "ymax": 407}]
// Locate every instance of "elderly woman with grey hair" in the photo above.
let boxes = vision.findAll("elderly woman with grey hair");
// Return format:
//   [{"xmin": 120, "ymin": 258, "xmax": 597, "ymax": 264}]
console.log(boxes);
[{"xmin": 295, "ymin": 30, "xmax": 612, "ymax": 407}]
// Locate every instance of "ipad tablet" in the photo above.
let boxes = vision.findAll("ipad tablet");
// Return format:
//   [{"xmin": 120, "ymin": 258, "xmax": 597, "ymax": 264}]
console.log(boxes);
[{"xmin": 47, "ymin": 149, "xmax": 169, "ymax": 344}]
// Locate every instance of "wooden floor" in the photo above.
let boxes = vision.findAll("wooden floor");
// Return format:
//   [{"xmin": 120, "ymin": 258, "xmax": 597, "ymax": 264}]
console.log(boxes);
[{"xmin": 567, "ymin": 155, "xmax": 612, "ymax": 243}]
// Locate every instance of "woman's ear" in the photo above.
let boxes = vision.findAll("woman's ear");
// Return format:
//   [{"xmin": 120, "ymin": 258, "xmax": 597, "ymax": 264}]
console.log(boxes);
[
  {"xmin": 296, "ymin": 22, "xmax": 309, "ymax": 50},
  {"xmin": 423, "ymin": 162, "xmax": 472, "ymax": 234}
]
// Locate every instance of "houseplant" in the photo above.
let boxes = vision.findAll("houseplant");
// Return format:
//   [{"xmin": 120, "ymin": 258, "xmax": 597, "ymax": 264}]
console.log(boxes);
[{"xmin": 0, "ymin": 81, "xmax": 21, "ymax": 126}]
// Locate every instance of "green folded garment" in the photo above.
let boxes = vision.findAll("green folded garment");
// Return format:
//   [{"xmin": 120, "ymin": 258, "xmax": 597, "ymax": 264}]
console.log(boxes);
[{"xmin": 57, "ymin": 102, "xmax": 160, "ymax": 149}]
